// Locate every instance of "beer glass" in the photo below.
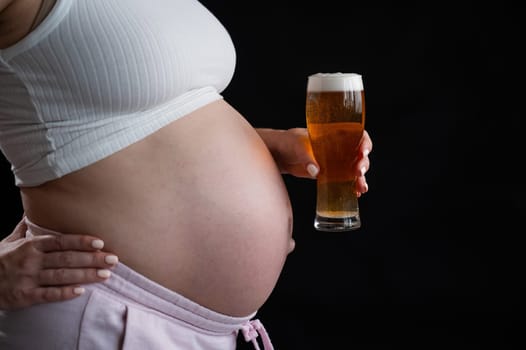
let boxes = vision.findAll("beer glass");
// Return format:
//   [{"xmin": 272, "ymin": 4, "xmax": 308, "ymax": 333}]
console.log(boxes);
[{"xmin": 306, "ymin": 73, "xmax": 365, "ymax": 232}]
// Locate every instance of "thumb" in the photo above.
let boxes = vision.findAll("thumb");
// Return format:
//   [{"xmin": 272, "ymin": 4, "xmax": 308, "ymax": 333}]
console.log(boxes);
[
  {"xmin": 306, "ymin": 163, "xmax": 319, "ymax": 178},
  {"xmin": 284, "ymin": 128, "xmax": 319, "ymax": 179},
  {"xmin": 283, "ymin": 161, "xmax": 319, "ymax": 179}
]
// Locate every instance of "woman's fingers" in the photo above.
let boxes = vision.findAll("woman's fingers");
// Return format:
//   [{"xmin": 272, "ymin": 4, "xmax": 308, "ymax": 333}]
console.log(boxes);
[
  {"xmin": 32, "ymin": 234, "xmax": 106, "ymax": 253},
  {"xmin": 355, "ymin": 130, "xmax": 372, "ymax": 195},
  {"xmin": 361, "ymin": 130, "xmax": 373, "ymax": 152},
  {"xmin": 41, "ymin": 250, "xmax": 118, "ymax": 269},
  {"xmin": 38, "ymin": 267, "xmax": 112, "ymax": 286},
  {"xmin": 355, "ymin": 175, "xmax": 369, "ymax": 196},
  {"xmin": 31, "ymin": 234, "xmax": 118, "ymax": 286},
  {"xmin": 33, "ymin": 235, "xmax": 118, "ymax": 286}
]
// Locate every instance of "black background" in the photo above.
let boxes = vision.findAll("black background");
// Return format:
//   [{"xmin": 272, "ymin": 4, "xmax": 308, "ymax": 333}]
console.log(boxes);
[{"xmin": 2, "ymin": 1, "xmax": 525, "ymax": 349}]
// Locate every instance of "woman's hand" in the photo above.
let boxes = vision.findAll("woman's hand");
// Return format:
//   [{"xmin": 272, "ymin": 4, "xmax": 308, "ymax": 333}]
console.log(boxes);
[
  {"xmin": 256, "ymin": 127, "xmax": 373, "ymax": 196},
  {"xmin": 0, "ymin": 217, "xmax": 118, "ymax": 310}
]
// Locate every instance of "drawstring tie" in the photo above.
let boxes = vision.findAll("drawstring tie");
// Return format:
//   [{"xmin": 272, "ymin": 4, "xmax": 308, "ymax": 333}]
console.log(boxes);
[{"xmin": 240, "ymin": 319, "xmax": 274, "ymax": 350}]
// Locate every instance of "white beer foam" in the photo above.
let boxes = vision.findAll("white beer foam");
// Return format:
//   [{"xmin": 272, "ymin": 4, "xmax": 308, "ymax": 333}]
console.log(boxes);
[{"xmin": 308, "ymin": 72, "xmax": 363, "ymax": 91}]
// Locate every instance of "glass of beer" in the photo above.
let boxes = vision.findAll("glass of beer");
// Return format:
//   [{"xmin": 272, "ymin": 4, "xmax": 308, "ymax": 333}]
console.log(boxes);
[{"xmin": 306, "ymin": 72, "xmax": 365, "ymax": 232}]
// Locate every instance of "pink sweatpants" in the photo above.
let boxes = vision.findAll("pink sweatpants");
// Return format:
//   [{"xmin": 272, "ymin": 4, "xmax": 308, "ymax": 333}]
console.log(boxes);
[{"xmin": 0, "ymin": 218, "xmax": 273, "ymax": 350}]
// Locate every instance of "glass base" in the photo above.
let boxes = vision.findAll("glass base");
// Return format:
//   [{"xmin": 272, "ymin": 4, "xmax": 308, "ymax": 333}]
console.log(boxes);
[{"xmin": 314, "ymin": 214, "xmax": 361, "ymax": 232}]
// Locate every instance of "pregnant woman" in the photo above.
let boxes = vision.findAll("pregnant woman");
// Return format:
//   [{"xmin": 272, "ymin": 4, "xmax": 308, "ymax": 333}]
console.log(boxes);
[{"xmin": 0, "ymin": 0, "xmax": 372, "ymax": 349}]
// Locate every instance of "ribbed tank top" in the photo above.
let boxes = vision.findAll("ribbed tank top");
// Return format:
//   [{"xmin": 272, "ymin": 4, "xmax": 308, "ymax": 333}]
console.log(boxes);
[{"xmin": 0, "ymin": 0, "xmax": 236, "ymax": 186}]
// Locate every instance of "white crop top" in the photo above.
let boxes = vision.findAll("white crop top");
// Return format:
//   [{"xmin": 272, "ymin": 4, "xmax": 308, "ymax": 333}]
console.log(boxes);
[{"xmin": 0, "ymin": 0, "xmax": 236, "ymax": 186}]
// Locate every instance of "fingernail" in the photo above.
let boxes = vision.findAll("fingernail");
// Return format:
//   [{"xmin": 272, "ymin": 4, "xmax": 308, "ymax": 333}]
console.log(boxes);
[
  {"xmin": 363, "ymin": 149, "xmax": 370, "ymax": 157},
  {"xmin": 105, "ymin": 255, "xmax": 119, "ymax": 265},
  {"xmin": 73, "ymin": 287, "xmax": 85, "ymax": 295},
  {"xmin": 360, "ymin": 166, "xmax": 366, "ymax": 176},
  {"xmin": 364, "ymin": 182, "xmax": 369, "ymax": 192},
  {"xmin": 97, "ymin": 269, "xmax": 111, "ymax": 278},
  {"xmin": 307, "ymin": 164, "xmax": 319, "ymax": 178},
  {"xmin": 91, "ymin": 239, "xmax": 104, "ymax": 249}
]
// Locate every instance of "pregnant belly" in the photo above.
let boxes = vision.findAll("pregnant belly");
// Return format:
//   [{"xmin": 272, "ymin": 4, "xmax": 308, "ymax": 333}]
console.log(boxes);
[
  {"xmin": 150, "ymin": 104, "xmax": 294, "ymax": 316},
  {"xmin": 21, "ymin": 100, "xmax": 294, "ymax": 317}
]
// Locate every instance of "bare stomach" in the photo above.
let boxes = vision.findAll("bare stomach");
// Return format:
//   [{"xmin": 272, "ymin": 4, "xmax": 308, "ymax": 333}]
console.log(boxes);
[{"xmin": 21, "ymin": 100, "xmax": 294, "ymax": 316}]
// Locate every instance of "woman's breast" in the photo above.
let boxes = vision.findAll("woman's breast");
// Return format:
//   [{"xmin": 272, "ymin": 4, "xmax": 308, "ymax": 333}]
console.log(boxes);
[{"xmin": 21, "ymin": 100, "xmax": 293, "ymax": 316}]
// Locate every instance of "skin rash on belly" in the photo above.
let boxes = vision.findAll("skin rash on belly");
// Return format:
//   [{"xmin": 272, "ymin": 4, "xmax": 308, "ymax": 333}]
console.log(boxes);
[{"xmin": 21, "ymin": 100, "xmax": 294, "ymax": 316}]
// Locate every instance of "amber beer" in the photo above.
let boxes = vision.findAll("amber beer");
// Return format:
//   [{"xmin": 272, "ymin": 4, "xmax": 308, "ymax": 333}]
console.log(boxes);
[{"xmin": 306, "ymin": 73, "xmax": 365, "ymax": 231}]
